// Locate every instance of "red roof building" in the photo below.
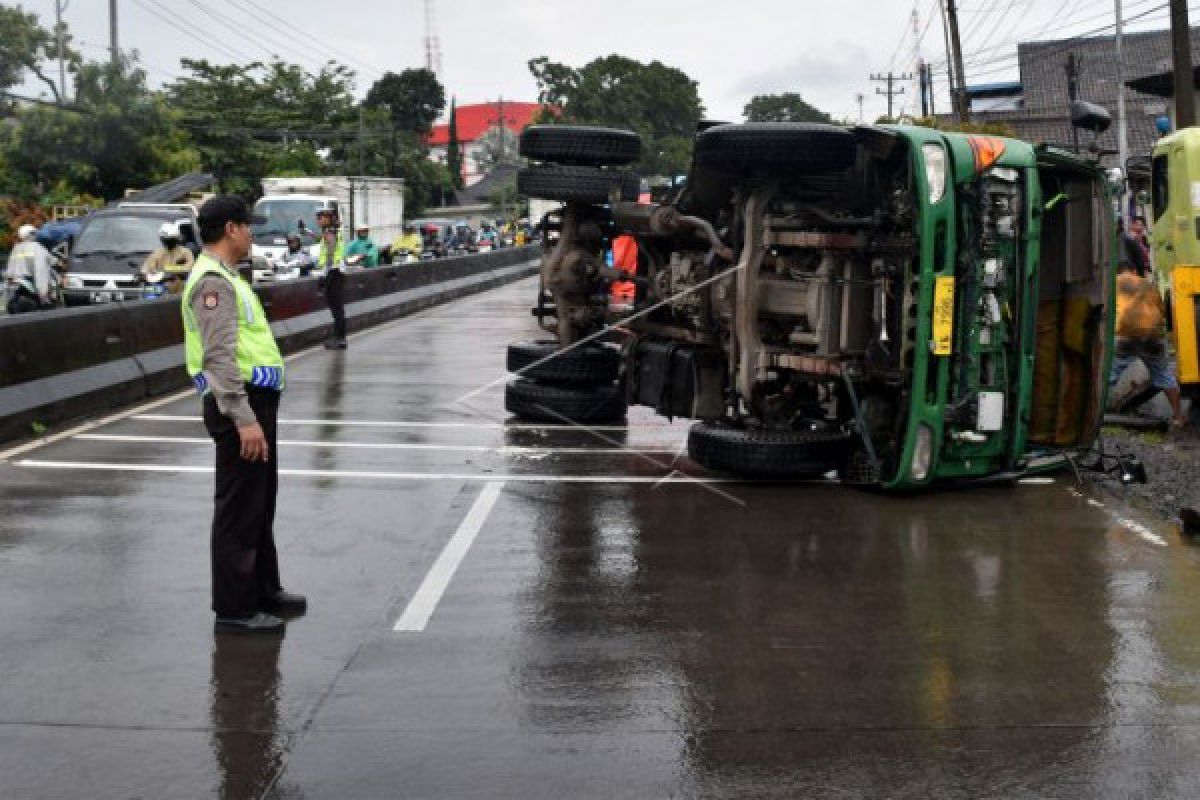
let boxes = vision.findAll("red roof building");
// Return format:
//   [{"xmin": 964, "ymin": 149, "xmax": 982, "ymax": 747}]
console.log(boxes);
[
  {"xmin": 428, "ymin": 101, "xmax": 544, "ymax": 147},
  {"xmin": 428, "ymin": 101, "xmax": 547, "ymax": 187}
]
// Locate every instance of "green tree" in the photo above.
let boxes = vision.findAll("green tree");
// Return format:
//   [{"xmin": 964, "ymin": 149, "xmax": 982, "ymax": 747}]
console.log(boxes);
[
  {"xmin": 446, "ymin": 98, "xmax": 463, "ymax": 190},
  {"xmin": 0, "ymin": 4, "xmax": 79, "ymax": 104},
  {"xmin": 364, "ymin": 68, "xmax": 445, "ymax": 135},
  {"xmin": 528, "ymin": 54, "xmax": 704, "ymax": 175},
  {"xmin": 167, "ymin": 58, "xmax": 357, "ymax": 194},
  {"xmin": 1, "ymin": 55, "xmax": 198, "ymax": 201},
  {"xmin": 474, "ymin": 126, "xmax": 518, "ymax": 174},
  {"xmin": 743, "ymin": 92, "xmax": 833, "ymax": 124}
]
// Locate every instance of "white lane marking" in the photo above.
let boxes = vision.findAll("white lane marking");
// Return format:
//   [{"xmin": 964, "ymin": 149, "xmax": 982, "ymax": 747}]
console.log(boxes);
[
  {"xmin": 1017, "ymin": 477, "xmax": 1056, "ymax": 485},
  {"xmin": 1087, "ymin": 498, "xmax": 1105, "ymax": 509},
  {"xmin": 130, "ymin": 414, "xmax": 677, "ymax": 432},
  {"xmin": 13, "ymin": 459, "xmax": 753, "ymax": 484},
  {"xmin": 74, "ymin": 433, "xmax": 679, "ymax": 456},
  {"xmin": 394, "ymin": 482, "xmax": 505, "ymax": 632},
  {"xmin": 1116, "ymin": 515, "xmax": 1170, "ymax": 547},
  {"xmin": 0, "ymin": 308, "xmax": 411, "ymax": 464},
  {"xmin": 0, "ymin": 389, "xmax": 195, "ymax": 463}
]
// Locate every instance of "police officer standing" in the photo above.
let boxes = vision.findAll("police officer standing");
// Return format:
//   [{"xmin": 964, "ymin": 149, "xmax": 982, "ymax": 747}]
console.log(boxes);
[
  {"xmin": 183, "ymin": 196, "xmax": 306, "ymax": 633},
  {"xmin": 315, "ymin": 209, "xmax": 348, "ymax": 349}
]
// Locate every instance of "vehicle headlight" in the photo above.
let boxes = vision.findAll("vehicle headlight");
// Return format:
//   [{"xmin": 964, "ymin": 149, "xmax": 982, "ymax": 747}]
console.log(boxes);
[
  {"xmin": 910, "ymin": 423, "xmax": 935, "ymax": 482},
  {"xmin": 922, "ymin": 143, "xmax": 947, "ymax": 205},
  {"xmin": 64, "ymin": 274, "xmax": 83, "ymax": 289}
]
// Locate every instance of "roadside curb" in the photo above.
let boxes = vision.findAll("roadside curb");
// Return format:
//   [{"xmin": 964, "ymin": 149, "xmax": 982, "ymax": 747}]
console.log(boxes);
[{"xmin": 0, "ymin": 257, "xmax": 538, "ymax": 445}]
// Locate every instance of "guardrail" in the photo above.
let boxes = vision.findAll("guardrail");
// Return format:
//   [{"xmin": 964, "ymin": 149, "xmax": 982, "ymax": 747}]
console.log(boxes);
[{"xmin": 0, "ymin": 246, "xmax": 540, "ymax": 443}]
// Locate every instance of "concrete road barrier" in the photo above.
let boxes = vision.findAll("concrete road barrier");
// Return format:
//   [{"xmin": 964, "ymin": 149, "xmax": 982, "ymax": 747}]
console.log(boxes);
[{"xmin": 0, "ymin": 246, "xmax": 540, "ymax": 443}]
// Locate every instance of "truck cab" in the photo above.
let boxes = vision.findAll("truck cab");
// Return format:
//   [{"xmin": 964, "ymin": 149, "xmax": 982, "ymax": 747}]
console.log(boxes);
[{"xmin": 1149, "ymin": 128, "xmax": 1200, "ymax": 389}]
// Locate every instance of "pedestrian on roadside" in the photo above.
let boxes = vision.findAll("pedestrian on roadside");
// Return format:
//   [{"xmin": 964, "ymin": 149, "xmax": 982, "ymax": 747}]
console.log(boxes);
[
  {"xmin": 182, "ymin": 195, "xmax": 306, "ymax": 634},
  {"xmin": 1121, "ymin": 215, "xmax": 1152, "ymax": 277},
  {"xmin": 345, "ymin": 223, "xmax": 379, "ymax": 267},
  {"xmin": 316, "ymin": 224, "xmax": 347, "ymax": 349},
  {"xmin": 1110, "ymin": 259, "xmax": 1187, "ymax": 428}
]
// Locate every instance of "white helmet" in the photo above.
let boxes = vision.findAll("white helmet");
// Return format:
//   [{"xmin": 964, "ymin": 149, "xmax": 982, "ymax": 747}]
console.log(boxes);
[
  {"xmin": 158, "ymin": 222, "xmax": 180, "ymax": 240},
  {"xmin": 17, "ymin": 224, "xmax": 37, "ymax": 241}
]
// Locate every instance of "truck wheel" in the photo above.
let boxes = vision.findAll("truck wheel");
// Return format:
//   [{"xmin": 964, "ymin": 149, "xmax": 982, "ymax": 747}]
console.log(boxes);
[
  {"xmin": 517, "ymin": 165, "xmax": 640, "ymax": 204},
  {"xmin": 687, "ymin": 422, "xmax": 850, "ymax": 478},
  {"xmin": 506, "ymin": 340, "xmax": 620, "ymax": 386},
  {"xmin": 505, "ymin": 379, "xmax": 627, "ymax": 424},
  {"xmin": 693, "ymin": 123, "xmax": 856, "ymax": 173},
  {"xmin": 519, "ymin": 125, "xmax": 643, "ymax": 167}
]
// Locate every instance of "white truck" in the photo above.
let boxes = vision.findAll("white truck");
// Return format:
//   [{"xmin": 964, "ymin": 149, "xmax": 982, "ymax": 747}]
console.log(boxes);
[{"xmin": 250, "ymin": 176, "xmax": 405, "ymax": 280}]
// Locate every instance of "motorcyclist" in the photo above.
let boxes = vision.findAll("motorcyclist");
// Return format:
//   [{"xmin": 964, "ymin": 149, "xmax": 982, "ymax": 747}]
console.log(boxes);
[
  {"xmin": 140, "ymin": 222, "xmax": 195, "ymax": 294},
  {"xmin": 345, "ymin": 224, "xmax": 379, "ymax": 267},
  {"xmin": 279, "ymin": 233, "xmax": 315, "ymax": 275},
  {"xmin": 390, "ymin": 224, "xmax": 424, "ymax": 262},
  {"xmin": 5, "ymin": 223, "xmax": 56, "ymax": 312}
]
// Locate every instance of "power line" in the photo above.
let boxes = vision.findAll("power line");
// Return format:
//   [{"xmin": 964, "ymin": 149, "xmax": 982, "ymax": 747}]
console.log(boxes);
[
  {"xmin": 962, "ymin": 1, "xmax": 1178, "ymax": 80},
  {"xmin": 127, "ymin": 0, "xmax": 252, "ymax": 64},
  {"xmin": 226, "ymin": 0, "xmax": 388, "ymax": 81}
]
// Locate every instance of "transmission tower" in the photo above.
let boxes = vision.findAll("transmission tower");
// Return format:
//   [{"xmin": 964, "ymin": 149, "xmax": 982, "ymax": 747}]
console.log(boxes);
[{"xmin": 424, "ymin": 0, "xmax": 443, "ymax": 80}]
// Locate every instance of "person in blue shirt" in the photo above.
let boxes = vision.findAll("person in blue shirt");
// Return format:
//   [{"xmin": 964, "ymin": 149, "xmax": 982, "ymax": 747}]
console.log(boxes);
[{"xmin": 345, "ymin": 224, "xmax": 379, "ymax": 268}]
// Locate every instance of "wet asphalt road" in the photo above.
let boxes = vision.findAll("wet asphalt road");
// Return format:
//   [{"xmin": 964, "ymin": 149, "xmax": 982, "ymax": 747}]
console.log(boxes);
[{"xmin": 3, "ymin": 277, "xmax": 1200, "ymax": 798}]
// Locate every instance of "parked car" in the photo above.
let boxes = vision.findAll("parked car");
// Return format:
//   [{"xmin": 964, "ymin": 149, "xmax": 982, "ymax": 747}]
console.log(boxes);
[{"xmin": 508, "ymin": 123, "xmax": 1118, "ymax": 490}]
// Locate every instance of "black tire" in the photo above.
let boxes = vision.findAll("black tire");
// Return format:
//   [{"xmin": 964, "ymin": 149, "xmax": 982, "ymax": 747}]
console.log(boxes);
[
  {"xmin": 520, "ymin": 125, "xmax": 643, "ymax": 167},
  {"xmin": 6, "ymin": 293, "xmax": 39, "ymax": 314},
  {"xmin": 687, "ymin": 422, "xmax": 850, "ymax": 478},
  {"xmin": 506, "ymin": 340, "xmax": 620, "ymax": 386},
  {"xmin": 505, "ymin": 379, "xmax": 627, "ymax": 424},
  {"xmin": 517, "ymin": 165, "xmax": 640, "ymax": 204},
  {"xmin": 693, "ymin": 122, "xmax": 856, "ymax": 173}
]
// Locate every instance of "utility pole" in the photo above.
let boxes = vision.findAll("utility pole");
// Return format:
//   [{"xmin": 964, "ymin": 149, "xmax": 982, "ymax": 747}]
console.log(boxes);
[
  {"xmin": 919, "ymin": 60, "xmax": 930, "ymax": 117},
  {"xmin": 872, "ymin": 71, "xmax": 911, "ymax": 120},
  {"xmin": 945, "ymin": 0, "xmax": 969, "ymax": 123},
  {"xmin": 926, "ymin": 63, "xmax": 936, "ymax": 116},
  {"xmin": 1170, "ymin": 0, "xmax": 1195, "ymax": 128},
  {"xmin": 358, "ymin": 103, "xmax": 365, "ymax": 175},
  {"xmin": 1066, "ymin": 52, "xmax": 1081, "ymax": 150},
  {"xmin": 1115, "ymin": 0, "xmax": 1129, "ymax": 223},
  {"xmin": 856, "ymin": 93, "xmax": 865, "ymax": 124},
  {"xmin": 55, "ymin": 0, "xmax": 68, "ymax": 103},
  {"xmin": 108, "ymin": 0, "xmax": 118, "ymax": 66}
]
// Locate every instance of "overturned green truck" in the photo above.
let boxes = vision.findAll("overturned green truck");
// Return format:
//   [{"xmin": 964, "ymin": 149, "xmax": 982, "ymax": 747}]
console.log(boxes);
[{"xmin": 506, "ymin": 123, "xmax": 1116, "ymax": 489}]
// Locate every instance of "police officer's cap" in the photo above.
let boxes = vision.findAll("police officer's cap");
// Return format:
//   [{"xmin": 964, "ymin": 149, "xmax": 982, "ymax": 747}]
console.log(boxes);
[{"xmin": 197, "ymin": 195, "xmax": 266, "ymax": 232}]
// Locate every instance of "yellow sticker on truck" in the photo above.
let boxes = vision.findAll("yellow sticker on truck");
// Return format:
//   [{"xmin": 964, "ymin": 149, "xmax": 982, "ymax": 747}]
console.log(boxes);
[{"xmin": 932, "ymin": 275, "xmax": 955, "ymax": 355}]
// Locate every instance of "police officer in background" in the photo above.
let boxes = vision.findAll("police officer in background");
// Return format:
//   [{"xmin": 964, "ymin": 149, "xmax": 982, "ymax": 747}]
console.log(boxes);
[
  {"xmin": 315, "ymin": 209, "xmax": 348, "ymax": 349},
  {"xmin": 183, "ymin": 195, "xmax": 306, "ymax": 633}
]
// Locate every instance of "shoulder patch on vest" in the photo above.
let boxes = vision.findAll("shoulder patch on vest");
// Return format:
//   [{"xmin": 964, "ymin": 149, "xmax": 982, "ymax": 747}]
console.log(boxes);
[{"xmin": 202, "ymin": 291, "xmax": 219, "ymax": 310}]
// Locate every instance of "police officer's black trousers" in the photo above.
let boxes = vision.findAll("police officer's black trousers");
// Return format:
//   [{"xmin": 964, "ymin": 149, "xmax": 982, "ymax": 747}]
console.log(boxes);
[
  {"xmin": 324, "ymin": 269, "xmax": 346, "ymax": 340},
  {"xmin": 204, "ymin": 387, "xmax": 282, "ymax": 618}
]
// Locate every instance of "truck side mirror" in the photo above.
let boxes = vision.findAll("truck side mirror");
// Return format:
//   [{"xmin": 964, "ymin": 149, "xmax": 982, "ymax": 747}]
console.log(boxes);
[{"xmin": 1070, "ymin": 101, "xmax": 1111, "ymax": 134}]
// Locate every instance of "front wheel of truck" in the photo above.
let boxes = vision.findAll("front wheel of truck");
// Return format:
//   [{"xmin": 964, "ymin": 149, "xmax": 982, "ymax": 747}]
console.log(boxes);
[{"xmin": 687, "ymin": 422, "xmax": 851, "ymax": 479}]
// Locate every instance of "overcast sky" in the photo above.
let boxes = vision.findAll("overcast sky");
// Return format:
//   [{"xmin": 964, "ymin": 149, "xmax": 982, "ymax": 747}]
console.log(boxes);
[{"xmin": 11, "ymin": 0, "xmax": 1188, "ymax": 123}]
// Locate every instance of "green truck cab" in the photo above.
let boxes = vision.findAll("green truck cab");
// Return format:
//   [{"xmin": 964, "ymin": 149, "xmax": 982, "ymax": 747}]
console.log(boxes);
[{"xmin": 510, "ymin": 123, "xmax": 1116, "ymax": 488}]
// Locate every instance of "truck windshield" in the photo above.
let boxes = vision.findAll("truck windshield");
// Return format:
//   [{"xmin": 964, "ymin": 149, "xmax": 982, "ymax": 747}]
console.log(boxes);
[
  {"xmin": 73, "ymin": 215, "xmax": 164, "ymax": 255},
  {"xmin": 253, "ymin": 199, "xmax": 324, "ymax": 238}
]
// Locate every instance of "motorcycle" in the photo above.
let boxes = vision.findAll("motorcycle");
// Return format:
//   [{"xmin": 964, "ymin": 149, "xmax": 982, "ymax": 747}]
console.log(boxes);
[
  {"xmin": 4, "ymin": 242, "xmax": 66, "ymax": 314},
  {"xmin": 391, "ymin": 248, "xmax": 419, "ymax": 265}
]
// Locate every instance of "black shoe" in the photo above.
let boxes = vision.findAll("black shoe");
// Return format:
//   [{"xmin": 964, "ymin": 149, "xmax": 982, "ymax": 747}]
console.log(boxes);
[
  {"xmin": 335, "ymin": 338, "xmax": 348, "ymax": 349},
  {"xmin": 324, "ymin": 339, "xmax": 341, "ymax": 350},
  {"xmin": 262, "ymin": 589, "xmax": 307, "ymax": 614},
  {"xmin": 214, "ymin": 612, "xmax": 284, "ymax": 633}
]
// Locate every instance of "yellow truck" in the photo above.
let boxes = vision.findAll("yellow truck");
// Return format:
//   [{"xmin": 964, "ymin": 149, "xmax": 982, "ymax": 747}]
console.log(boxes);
[{"xmin": 1150, "ymin": 127, "xmax": 1200, "ymax": 388}]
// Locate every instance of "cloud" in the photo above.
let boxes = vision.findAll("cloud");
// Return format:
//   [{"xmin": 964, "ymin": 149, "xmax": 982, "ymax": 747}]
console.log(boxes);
[{"xmin": 720, "ymin": 42, "xmax": 877, "ymax": 120}]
